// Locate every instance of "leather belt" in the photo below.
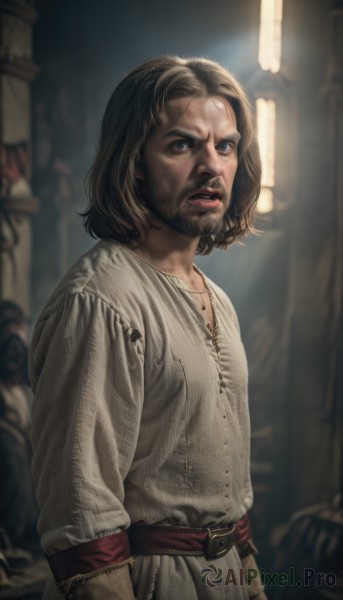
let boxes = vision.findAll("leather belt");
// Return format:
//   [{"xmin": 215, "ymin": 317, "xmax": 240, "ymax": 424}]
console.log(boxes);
[
  {"xmin": 47, "ymin": 522, "xmax": 240, "ymax": 583},
  {"xmin": 128, "ymin": 523, "xmax": 236, "ymax": 560}
]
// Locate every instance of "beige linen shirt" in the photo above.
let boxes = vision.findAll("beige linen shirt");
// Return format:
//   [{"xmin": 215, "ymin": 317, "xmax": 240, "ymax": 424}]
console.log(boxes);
[{"xmin": 30, "ymin": 239, "xmax": 253, "ymax": 599}]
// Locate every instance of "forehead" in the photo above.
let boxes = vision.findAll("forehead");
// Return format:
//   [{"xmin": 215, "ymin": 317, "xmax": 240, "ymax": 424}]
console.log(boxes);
[
  {"xmin": 155, "ymin": 95, "xmax": 238, "ymax": 134},
  {"xmin": 0, "ymin": 322, "xmax": 28, "ymax": 344}
]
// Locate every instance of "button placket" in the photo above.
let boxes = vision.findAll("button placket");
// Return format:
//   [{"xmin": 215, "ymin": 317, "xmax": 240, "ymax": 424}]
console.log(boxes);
[{"xmin": 221, "ymin": 412, "xmax": 230, "ymax": 510}]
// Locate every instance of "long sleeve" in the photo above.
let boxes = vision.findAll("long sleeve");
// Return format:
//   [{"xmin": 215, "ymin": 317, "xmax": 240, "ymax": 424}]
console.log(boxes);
[
  {"xmin": 29, "ymin": 239, "xmax": 257, "ymax": 599},
  {"xmin": 30, "ymin": 291, "xmax": 144, "ymax": 595}
]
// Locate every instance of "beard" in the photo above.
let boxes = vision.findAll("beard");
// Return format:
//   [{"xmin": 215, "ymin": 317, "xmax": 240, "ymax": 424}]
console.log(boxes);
[
  {"xmin": 147, "ymin": 203, "xmax": 225, "ymax": 237},
  {"xmin": 141, "ymin": 177, "xmax": 229, "ymax": 238}
]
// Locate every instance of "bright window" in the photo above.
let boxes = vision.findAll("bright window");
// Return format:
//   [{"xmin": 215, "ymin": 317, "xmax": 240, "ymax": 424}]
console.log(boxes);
[
  {"xmin": 258, "ymin": 0, "xmax": 283, "ymax": 73},
  {"xmin": 256, "ymin": 98, "xmax": 276, "ymax": 213}
]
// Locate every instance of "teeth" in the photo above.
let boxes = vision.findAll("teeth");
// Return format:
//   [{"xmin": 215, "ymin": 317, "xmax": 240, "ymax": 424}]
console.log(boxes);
[{"xmin": 191, "ymin": 194, "xmax": 216, "ymax": 199}]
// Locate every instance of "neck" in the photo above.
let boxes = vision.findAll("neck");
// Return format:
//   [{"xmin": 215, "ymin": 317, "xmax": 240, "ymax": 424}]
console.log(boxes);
[{"xmin": 129, "ymin": 224, "xmax": 200, "ymax": 281}]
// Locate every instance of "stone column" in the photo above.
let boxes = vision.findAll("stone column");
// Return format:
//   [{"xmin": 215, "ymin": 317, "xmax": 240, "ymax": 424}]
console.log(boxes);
[{"xmin": 0, "ymin": 0, "xmax": 39, "ymax": 315}]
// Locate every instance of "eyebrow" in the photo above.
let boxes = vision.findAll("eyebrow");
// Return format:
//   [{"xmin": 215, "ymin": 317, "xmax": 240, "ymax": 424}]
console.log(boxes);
[{"xmin": 162, "ymin": 128, "xmax": 241, "ymax": 144}]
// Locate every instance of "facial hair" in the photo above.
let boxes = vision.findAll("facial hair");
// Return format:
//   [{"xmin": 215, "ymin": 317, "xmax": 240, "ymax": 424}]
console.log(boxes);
[{"xmin": 141, "ymin": 177, "xmax": 229, "ymax": 238}]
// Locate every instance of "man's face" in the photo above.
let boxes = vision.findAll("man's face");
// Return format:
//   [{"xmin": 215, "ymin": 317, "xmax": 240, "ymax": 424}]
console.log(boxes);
[
  {"xmin": 0, "ymin": 322, "xmax": 29, "ymax": 385},
  {"xmin": 139, "ymin": 95, "xmax": 240, "ymax": 238}
]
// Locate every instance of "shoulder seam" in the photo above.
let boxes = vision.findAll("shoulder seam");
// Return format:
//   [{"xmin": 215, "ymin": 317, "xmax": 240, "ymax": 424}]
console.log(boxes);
[
  {"xmin": 30, "ymin": 290, "xmax": 144, "ymax": 373},
  {"xmin": 38, "ymin": 289, "xmax": 141, "ymax": 334}
]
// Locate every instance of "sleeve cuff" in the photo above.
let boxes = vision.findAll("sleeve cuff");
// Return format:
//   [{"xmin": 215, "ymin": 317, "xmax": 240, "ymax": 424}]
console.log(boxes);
[
  {"xmin": 58, "ymin": 562, "xmax": 136, "ymax": 599},
  {"xmin": 46, "ymin": 530, "xmax": 132, "ymax": 585}
]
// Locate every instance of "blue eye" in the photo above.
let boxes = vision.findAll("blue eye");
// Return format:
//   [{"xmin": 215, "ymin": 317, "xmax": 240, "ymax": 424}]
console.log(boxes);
[
  {"xmin": 171, "ymin": 140, "xmax": 191, "ymax": 151},
  {"xmin": 217, "ymin": 142, "xmax": 233, "ymax": 153}
]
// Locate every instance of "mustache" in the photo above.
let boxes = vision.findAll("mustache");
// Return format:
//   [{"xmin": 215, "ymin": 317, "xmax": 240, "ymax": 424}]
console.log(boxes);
[{"xmin": 181, "ymin": 179, "xmax": 226, "ymax": 197}]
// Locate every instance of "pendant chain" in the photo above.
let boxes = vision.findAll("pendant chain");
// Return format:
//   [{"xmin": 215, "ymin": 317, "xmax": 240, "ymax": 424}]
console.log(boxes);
[
  {"xmin": 185, "ymin": 288, "xmax": 207, "ymax": 311},
  {"xmin": 121, "ymin": 244, "xmax": 219, "ymax": 346}
]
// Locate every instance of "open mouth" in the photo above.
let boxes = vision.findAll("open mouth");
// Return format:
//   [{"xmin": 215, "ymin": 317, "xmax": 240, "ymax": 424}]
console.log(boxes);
[
  {"xmin": 187, "ymin": 190, "xmax": 222, "ymax": 208},
  {"xmin": 188, "ymin": 191, "xmax": 222, "ymax": 201}
]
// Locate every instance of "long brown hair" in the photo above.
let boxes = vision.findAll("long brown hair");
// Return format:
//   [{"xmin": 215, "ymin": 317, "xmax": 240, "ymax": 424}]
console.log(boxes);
[{"xmin": 83, "ymin": 56, "xmax": 261, "ymax": 254}]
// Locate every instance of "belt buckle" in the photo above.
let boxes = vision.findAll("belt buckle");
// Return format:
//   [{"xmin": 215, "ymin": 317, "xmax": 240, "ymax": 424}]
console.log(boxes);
[{"xmin": 205, "ymin": 524, "xmax": 236, "ymax": 559}]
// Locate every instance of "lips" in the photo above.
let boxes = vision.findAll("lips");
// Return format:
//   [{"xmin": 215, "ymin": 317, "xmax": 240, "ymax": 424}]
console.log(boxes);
[
  {"xmin": 187, "ymin": 188, "xmax": 222, "ymax": 209},
  {"xmin": 188, "ymin": 189, "xmax": 222, "ymax": 201}
]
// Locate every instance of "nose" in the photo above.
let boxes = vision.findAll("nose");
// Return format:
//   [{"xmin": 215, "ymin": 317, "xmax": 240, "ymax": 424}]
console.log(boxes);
[{"xmin": 195, "ymin": 144, "xmax": 224, "ymax": 178}]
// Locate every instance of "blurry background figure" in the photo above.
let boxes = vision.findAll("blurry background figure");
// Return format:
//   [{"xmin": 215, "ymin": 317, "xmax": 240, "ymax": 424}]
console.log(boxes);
[{"xmin": 0, "ymin": 300, "xmax": 39, "ymax": 550}]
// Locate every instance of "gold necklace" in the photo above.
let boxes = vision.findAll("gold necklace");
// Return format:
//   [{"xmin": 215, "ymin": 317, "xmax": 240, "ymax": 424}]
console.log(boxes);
[
  {"xmin": 196, "ymin": 270, "xmax": 219, "ymax": 349},
  {"xmin": 185, "ymin": 289, "xmax": 207, "ymax": 311},
  {"xmin": 121, "ymin": 245, "xmax": 208, "ymax": 298},
  {"xmin": 121, "ymin": 244, "xmax": 218, "ymax": 345},
  {"xmin": 122, "ymin": 244, "xmax": 181, "ymax": 279}
]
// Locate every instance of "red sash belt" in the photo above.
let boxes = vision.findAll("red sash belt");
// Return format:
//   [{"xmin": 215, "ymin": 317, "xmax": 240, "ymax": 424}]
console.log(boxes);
[
  {"xmin": 47, "ymin": 515, "xmax": 251, "ymax": 583},
  {"xmin": 46, "ymin": 530, "xmax": 131, "ymax": 582},
  {"xmin": 127, "ymin": 523, "xmax": 236, "ymax": 559},
  {"xmin": 235, "ymin": 514, "xmax": 251, "ymax": 547}
]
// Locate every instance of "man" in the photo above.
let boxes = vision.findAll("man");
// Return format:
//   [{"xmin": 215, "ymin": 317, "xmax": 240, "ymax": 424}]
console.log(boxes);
[{"xmin": 30, "ymin": 56, "xmax": 266, "ymax": 599}]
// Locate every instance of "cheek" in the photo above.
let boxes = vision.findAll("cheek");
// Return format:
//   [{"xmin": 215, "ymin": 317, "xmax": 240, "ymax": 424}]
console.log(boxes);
[{"xmin": 159, "ymin": 160, "xmax": 188, "ymax": 182}]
